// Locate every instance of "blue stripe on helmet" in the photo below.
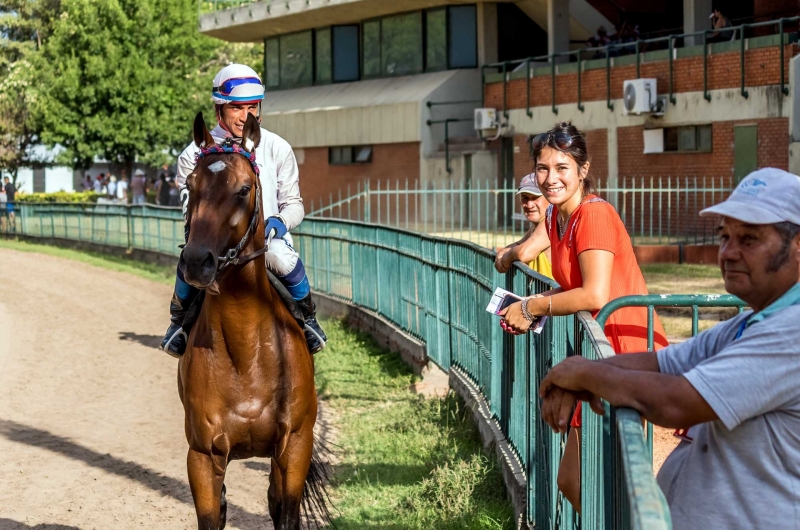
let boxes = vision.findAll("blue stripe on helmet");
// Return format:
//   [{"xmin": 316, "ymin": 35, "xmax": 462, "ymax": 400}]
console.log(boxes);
[
  {"xmin": 212, "ymin": 92, "xmax": 265, "ymax": 102},
  {"xmin": 216, "ymin": 76, "xmax": 263, "ymax": 95}
]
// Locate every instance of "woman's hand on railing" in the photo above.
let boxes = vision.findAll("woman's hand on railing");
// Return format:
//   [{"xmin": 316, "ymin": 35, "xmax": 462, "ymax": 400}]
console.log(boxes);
[{"xmin": 498, "ymin": 298, "xmax": 533, "ymax": 334}]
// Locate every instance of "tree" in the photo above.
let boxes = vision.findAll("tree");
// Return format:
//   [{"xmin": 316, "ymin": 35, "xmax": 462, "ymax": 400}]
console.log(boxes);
[
  {"xmin": 0, "ymin": 0, "xmax": 59, "ymax": 185},
  {"xmin": 34, "ymin": 0, "xmax": 261, "ymax": 172}
]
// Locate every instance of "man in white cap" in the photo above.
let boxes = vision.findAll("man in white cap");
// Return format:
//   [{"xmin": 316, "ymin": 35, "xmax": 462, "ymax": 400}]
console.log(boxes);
[
  {"xmin": 160, "ymin": 63, "xmax": 327, "ymax": 357},
  {"xmin": 131, "ymin": 169, "xmax": 147, "ymax": 205},
  {"xmin": 537, "ymin": 167, "xmax": 800, "ymax": 528},
  {"xmin": 494, "ymin": 173, "xmax": 552, "ymax": 279}
]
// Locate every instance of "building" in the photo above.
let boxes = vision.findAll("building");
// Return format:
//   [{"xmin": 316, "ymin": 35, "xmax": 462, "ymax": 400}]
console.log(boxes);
[{"xmin": 198, "ymin": 0, "xmax": 799, "ymax": 218}]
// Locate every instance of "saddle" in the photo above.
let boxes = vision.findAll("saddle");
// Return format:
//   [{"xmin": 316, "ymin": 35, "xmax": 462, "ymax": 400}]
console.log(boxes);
[{"xmin": 181, "ymin": 271, "xmax": 306, "ymax": 337}]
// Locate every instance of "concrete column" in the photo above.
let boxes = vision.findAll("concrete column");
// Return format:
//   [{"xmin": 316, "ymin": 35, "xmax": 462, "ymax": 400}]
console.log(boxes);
[
  {"xmin": 477, "ymin": 2, "xmax": 498, "ymax": 65},
  {"xmin": 547, "ymin": 0, "xmax": 570, "ymax": 63},
  {"xmin": 606, "ymin": 126, "xmax": 619, "ymax": 209},
  {"xmin": 683, "ymin": 0, "xmax": 712, "ymax": 46}
]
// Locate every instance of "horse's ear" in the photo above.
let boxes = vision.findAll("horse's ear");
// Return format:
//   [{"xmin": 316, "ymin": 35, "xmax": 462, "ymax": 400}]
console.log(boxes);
[
  {"xmin": 241, "ymin": 113, "xmax": 261, "ymax": 153},
  {"xmin": 193, "ymin": 112, "xmax": 214, "ymax": 148}
]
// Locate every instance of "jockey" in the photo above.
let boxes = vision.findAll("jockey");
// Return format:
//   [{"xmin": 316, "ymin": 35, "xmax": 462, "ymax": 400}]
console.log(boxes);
[{"xmin": 160, "ymin": 63, "xmax": 327, "ymax": 357}]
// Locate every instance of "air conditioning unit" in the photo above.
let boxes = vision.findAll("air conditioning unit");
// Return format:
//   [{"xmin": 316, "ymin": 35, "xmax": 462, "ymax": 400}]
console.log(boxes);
[
  {"xmin": 622, "ymin": 79, "xmax": 657, "ymax": 115},
  {"xmin": 474, "ymin": 108, "xmax": 498, "ymax": 131}
]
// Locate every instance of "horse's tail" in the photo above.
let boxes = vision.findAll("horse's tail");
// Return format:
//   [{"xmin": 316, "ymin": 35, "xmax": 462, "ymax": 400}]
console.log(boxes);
[{"xmin": 302, "ymin": 434, "xmax": 337, "ymax": 529}]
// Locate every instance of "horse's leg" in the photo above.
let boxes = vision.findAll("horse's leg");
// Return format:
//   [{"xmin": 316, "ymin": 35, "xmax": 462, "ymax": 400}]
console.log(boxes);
[
  {"xmin": 268, "ymin": 457, "xmax": 284, "ymax": 526},
  {"xmin": 187, "ymin": 448, "xmax": 226, "ymax": 530},
  {"xmin": 276, "ymin": 431, "xmax": 314, "ymax": 530},
  {"xmin": 219, "ymin": 483, "xmax": 227, "ymax": 530}
]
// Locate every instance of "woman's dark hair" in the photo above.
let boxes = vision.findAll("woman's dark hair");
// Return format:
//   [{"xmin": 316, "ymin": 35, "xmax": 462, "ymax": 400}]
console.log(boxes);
[{"xmin": 530, "ymin": 121, "xmax": 595, "ymax": 196}]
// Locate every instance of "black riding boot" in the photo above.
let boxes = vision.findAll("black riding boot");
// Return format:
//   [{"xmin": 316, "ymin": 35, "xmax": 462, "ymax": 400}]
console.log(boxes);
[
  {"xmin": 160, "ymin": 270, "xmax": 199, "ymax": 358},
  {"xmin": 295, "ymin": 293, "xmax": 327, "ymax": 354}
]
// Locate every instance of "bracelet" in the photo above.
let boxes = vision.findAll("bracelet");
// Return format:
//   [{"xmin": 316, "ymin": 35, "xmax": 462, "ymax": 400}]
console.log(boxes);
[
  {"xmin": 548, "ymin": 296, "xmax": 553, "ymax": 317},
  {"xmin": 521, "ymin": 298, "xmax": 535, "ymax": 323}
]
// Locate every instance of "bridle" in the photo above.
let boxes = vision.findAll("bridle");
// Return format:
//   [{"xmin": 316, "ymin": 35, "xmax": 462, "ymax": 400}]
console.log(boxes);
[{"xmin": 194, "ymin": 138, "xmax": 270, "ymax": 279}]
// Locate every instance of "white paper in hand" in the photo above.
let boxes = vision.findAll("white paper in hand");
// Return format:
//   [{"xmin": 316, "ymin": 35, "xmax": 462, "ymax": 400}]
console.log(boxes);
[{"xmin": 486, "ymin": 287, "xmax": 523, "ymax": 315}]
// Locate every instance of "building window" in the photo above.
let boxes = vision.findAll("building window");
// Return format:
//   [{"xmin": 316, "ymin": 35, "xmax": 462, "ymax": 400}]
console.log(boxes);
[
  {"xmin": 332, "ymin": 25, "xmax": 360, "ymax": 82},
  {"xmin": 265, "ymin": 37, "xmax": 280, "ymax": 88},
  {"xmin": 381, "ymin": 12, "xmax": 423, "ymax": 76},
  {"xmin": 315, "ymin": 28, "xmax": 332, "ymax": 85},
  {"xmin": 664, "ymin": 125, "xmax": 712, "ymax": 152},
  {"xmin": 329, "ymin": 146, "xmax": 373, "ymax": 165},
  {"xmin": 448, "ymin": 6, "xmax": 477, "ymax": 68},
  {"xmin": 425, "ymin": 9, "xmax": 447, "ymax": 72},
  {"xmin": 362, "ymin": 20, "xmax": 381, "ymax": 78},
  {"xmin": 279, "ymin": 31, "xmax": 313, "ymax": 88}
]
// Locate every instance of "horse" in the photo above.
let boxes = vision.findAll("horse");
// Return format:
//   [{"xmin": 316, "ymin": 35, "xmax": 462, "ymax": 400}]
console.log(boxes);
[{"xmin": 178, "ymin": 112, "xmax": 328, "ymax": 530}]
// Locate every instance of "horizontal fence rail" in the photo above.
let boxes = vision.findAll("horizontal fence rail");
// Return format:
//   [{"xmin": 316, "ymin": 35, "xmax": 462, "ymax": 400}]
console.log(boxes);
[
  {"xmin": 3, "ymin": 203, "xmax": 673, "ymax": 528},
  {"xmin": 308, "ymin": 176, "xmax": 733, "ymax": 248}
]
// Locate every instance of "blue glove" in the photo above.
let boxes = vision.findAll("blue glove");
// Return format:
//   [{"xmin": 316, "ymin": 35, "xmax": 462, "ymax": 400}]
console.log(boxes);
[{"xmin": 265, "ymin": 216, "xmax": 288, "ymax": 244}]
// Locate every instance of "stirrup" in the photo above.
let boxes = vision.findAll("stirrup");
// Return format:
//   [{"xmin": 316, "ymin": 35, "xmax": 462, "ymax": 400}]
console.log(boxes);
[
  {"xmin": 163, "ymin": 326, "xmax": 188, "ymax": 359},
  {"xmin": 304, "ymin": 323, "xmax": 327, "ymax": 354}
]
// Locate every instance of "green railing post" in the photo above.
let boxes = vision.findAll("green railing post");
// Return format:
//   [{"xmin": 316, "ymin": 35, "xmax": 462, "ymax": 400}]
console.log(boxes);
[
  {"xmin": 779, "ymin": 18, "xmax": 789, "ymax": 95},
  {"xmin": 668, "ymin": 37, "xmax": 676, "ymax": 105},
  {"xmin": 606, "ymin": 46, "xmax": 614, "ymax": 111},
  {"xmin": 703, "ymin": 30, "xmax": 711, "ymax": 102},
  {"xmin": 126, "ymin": 205, "xmax": 133, "ymax": 251},
  {"xmin": 635, "ymin": 40, "xmax": 640, "ymax": 79},
  {"xmin": 577, "ymin": 49, "xmax": 585, "ymax": 112},
  {"xmin": 526, "ymin": 58, "xmax": 533, "ymax": 118},
  {"xmin": 551, "ymin": 54, "xmax": 558, "ymax": 115},
  {"xmin": 740, "ymin": 25, "xmax": 749, "ymax": 99}
]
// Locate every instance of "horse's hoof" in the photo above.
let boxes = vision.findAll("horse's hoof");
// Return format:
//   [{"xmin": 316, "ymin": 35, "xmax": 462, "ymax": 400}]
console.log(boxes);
[{"xmin": 219, "ymin": 483, "xmax": 228, "ymax": 530}]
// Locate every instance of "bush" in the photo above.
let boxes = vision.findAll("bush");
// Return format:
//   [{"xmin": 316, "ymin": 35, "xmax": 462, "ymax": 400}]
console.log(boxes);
[{"xmin": 14, "ymin": 191, "xmax": 100, "ymax": 203}]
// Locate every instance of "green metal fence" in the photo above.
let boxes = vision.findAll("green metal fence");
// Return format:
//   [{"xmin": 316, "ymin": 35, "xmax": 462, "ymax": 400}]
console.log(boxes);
[
  {"xmin": 308, "ymin": 176, "xmax": 733, "ymax": 248},
  {"xmin": 3, "ymin": 202, "xmax": 673, "ymax": 528}
]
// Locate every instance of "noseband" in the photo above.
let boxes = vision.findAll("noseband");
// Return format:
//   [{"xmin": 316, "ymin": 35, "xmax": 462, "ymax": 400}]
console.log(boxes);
[{"xmin": 195, "ymin": 139, "xmax": 269, "ymax": 278}]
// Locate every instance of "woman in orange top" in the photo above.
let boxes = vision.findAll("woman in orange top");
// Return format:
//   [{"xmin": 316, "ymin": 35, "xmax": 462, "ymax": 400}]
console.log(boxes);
[{"xmin": 499, "ymin": 122, "xmax": 668, "ymax": 514}]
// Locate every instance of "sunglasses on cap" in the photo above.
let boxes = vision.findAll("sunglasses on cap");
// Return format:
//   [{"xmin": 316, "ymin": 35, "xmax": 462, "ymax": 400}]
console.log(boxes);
[{"xmin": 530, "ymin": 132, "xmax": 575, "ymax": 151}]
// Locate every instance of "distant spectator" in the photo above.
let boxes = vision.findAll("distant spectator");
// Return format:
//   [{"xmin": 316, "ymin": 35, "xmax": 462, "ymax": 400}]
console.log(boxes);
[
  {"xmin": 107, "ymin": 175, "xmax": 117, "ymax": 199},
  {"xmin": 117, "ymin": 175, "xmax": 129, "ymax": 202},
  {"xmin": 495, "ymin": 173, "xmax": 553, "ymax": 279},
  {"xmin": 94, "ymin": 173, "xmax": 104, "ymax": 194},
  {"xmin": 156, "ymin": 173, "xmax": 172, "ymax": 206},
  {"xmin": 0, "ymin": 183, "xmax": 7, "ymax": 232},
  {"xmin": 82, "ymin": 174, "xmax": 93, "ymax": 191},
  {"xmin": 587, "ymin": 26, "xmax": 611, "ymax": 58},
  {"xmin": 709, "ymin": 8, "xmax": 735, "ymax": 42},
  {"xmin": 131, "ymin": 169, "xmax": 147, "ymax": 205},
  {"xmin": 3, "ymin": 176, "xmax": 16, "ymax": 228},
  {"xmin": 167, "ymin": 176, "xmax": 180, "ymax": 207}
]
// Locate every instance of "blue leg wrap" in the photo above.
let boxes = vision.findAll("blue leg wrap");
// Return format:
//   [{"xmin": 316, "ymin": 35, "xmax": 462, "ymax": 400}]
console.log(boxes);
[
  {"xmin": 175, "ymin": 265, "xmax": 197, "ymax": 300},
  {"xmin": 278, "ymin": 259, "xmax": 310, "ymax": 300}
]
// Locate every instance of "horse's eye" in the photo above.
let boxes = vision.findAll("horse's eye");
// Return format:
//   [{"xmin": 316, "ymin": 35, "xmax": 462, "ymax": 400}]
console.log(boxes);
[{"xmin": 238, "ymin": 186, "xmax": 251, "ymax": 198}]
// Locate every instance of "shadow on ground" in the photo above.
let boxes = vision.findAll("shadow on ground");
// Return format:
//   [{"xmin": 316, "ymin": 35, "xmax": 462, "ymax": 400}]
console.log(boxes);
[
  {"xmin": 0, "ymin": 520, "xmax": 82, "ymax": 530},
  {"xmin": 0, "ymin": 419, "xmax": 273, "ymax": 529},
  {"xmin": 118, "ymin": 331, "xmax": 162, "ymax": 349}
]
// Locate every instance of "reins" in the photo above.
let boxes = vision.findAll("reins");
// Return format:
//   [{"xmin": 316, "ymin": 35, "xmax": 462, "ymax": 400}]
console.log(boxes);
[{"xmin": 194, "ymin": 138, "xmax": 268, "ymax": 280}]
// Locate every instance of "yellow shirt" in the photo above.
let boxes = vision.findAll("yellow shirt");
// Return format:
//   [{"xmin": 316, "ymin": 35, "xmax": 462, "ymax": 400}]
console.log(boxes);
[{"xmin": 528, "ymin": 251, "xmax": 553, "ymax": 279}]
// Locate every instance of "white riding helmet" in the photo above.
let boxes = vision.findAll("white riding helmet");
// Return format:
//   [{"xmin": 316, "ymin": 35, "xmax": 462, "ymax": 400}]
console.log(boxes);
[{"xmin": 211, "ymin": 63, "xmax": 265, "ymax": 106}]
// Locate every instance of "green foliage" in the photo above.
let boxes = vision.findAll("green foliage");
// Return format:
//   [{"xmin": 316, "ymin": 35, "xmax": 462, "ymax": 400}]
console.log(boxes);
[
  {"xmin": 316, "ymin": 320, "xmax": 514, "ymax": 530},
  {"xmin": 15, "ymin": 190, "xmax": 100, "ymax": 203},
  {"xmin": 21, "ymin": 0, "xmax": 260, "ymax": 170}
]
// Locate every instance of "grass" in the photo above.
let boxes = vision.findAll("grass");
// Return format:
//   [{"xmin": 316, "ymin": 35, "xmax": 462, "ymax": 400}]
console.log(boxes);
[
  {"xmin": 0, "ymin": 237, "xmax": 175, "ymax": 285},
  {"xmin": 0, "ymin": 237, "xmax": 513, "ymax": 529},
  {"xmin": 316, "ymin": 320, "xmax": 514, "ymax": 530}
]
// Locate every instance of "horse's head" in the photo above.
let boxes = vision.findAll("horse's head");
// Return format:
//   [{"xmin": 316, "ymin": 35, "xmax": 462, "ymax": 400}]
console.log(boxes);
[{"xmin": 180, "ymin": 112, "xmax": 262, "ymax": 290}]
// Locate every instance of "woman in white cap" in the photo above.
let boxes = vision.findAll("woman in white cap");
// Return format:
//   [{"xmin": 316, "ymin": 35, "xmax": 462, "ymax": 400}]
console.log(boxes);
[
  {"xmin": 495, "ymin": 173, "xmax": 553, "ymax": 279},
  {"xmin": 160, "ymin": 63, "xmax": 327, "ymax": 357}
]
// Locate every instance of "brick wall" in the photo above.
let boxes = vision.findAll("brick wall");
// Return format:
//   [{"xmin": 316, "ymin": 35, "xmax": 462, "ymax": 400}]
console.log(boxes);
[
  {"xmin": 485, "ymin": 44, "xmax": 798, "ymax": 111},
  {"xmin": 298, "ymin": 142, "xmax": 421, "ymax": 214},
  {"xmin": 617, "ymin": 118, "xmax": 789, "ymax": 177}
]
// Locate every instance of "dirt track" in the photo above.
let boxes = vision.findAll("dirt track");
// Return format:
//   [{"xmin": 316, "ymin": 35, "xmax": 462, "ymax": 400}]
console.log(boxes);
[{"xmin": 0, "ymin": 248, "xmax": 275, "ymax": 530}]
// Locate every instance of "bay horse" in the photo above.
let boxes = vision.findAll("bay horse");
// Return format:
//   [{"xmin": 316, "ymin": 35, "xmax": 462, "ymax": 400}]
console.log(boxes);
[{"xmin": 178, "ymin": 112, "xmax": 329, "ymax": 530}]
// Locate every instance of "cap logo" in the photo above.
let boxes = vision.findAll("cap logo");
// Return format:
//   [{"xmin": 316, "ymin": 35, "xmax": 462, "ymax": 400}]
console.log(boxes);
[{"xmin": 738, "ymin": 177, "xmax": 768, "ymax": 197}]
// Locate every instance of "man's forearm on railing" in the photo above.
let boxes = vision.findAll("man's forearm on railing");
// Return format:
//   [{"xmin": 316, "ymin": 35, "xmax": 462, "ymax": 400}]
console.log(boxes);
[
  {"xmin": 599, "ymin": 351, "xmax": 660, "ymax": 372},
  {"xmin": 574, "ymin": 362, "xmax": 717, "ymax": 428}
]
